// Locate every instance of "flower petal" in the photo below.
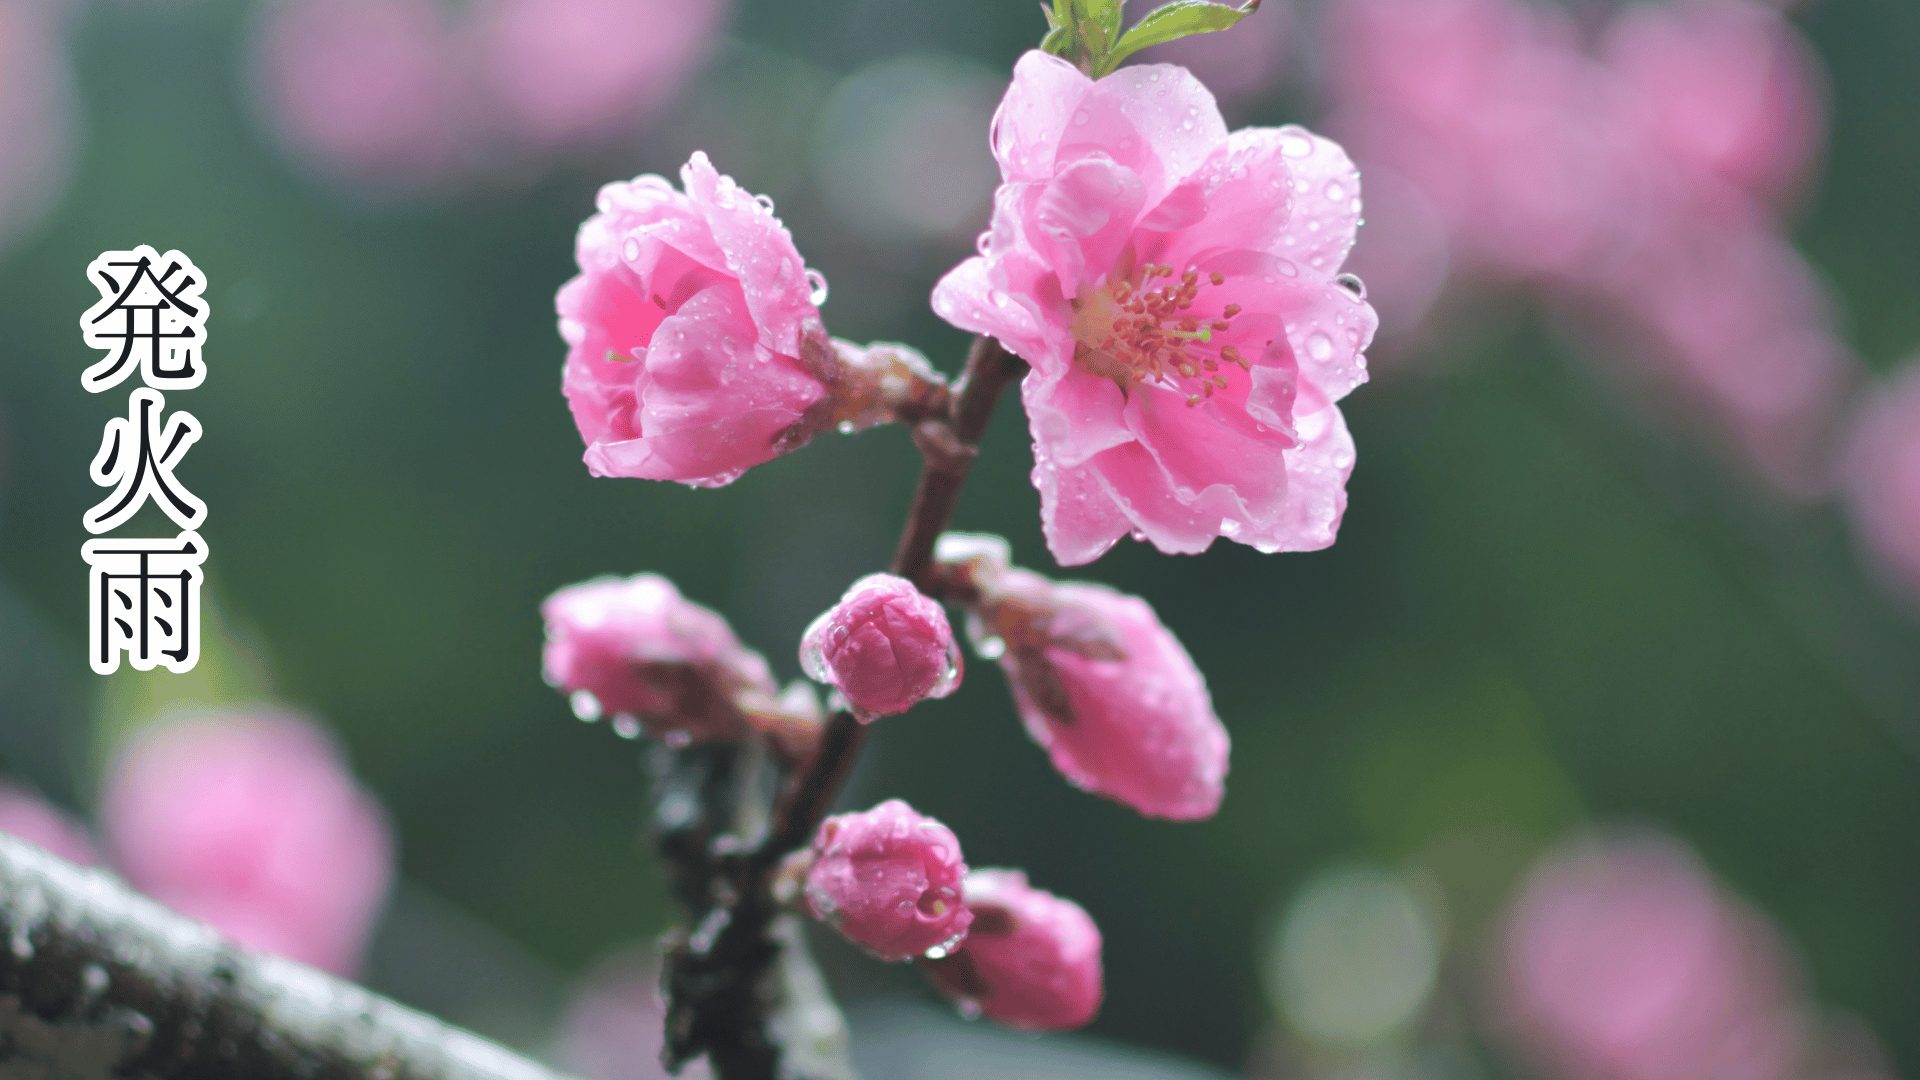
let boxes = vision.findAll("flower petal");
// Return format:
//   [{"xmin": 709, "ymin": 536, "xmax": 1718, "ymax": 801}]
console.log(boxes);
[
  {"xmin": 1028, "ymin": 156, "xmax": 1146, "ymax": 293},
  {"xmin": 1033, "ymin": 446, "xmax": 1131, "ymax": 566},
  {"xmin": 1075, "ymin": 62, "xmax": 1228, "ymax": 201},
  {"xmin": 991, "ymin": 50, "xmax": 1097, "ymax": 183},
  {"xmin": 681, "ymin": 151, "xmax": 819, "ymax": 353}
]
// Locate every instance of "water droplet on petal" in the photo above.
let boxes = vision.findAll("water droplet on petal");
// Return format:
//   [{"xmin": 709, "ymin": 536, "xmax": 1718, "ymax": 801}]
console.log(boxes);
[
  {"xmin": 1306, "ymin": 331, "xmax": 1335, "ymax": 362},
  {"xmin": 1336, "ymin": 273, "xmax": 1368, "ymax": 300},
  {"xmin": 612, "ymin": 715, "xmax": 643, "ymax": 740},
  {"xmin": 805, "ymin": 268, "xmax": 830, "ymax": 306}
]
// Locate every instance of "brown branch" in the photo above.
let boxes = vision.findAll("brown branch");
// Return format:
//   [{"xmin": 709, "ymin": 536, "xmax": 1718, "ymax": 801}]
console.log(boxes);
[
  {"xmin": 0, "ymin": 834, "xmax": 571, "ymax": 1080},
  {"xmin": 660, "ymin": 336, "xmax": 1025, "ymax": 1080}
]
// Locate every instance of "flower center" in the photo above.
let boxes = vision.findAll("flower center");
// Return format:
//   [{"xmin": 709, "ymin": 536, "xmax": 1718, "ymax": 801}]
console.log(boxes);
[{"xmin": 1070, "ymin": 264, "xmax": 1248, "ymax": 407}]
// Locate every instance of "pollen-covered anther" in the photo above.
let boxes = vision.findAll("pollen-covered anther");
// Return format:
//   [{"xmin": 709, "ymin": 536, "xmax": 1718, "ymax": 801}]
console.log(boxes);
[{"xmin": 1070, "ymin": 265, "xmax": 1249, "ymax": 407}]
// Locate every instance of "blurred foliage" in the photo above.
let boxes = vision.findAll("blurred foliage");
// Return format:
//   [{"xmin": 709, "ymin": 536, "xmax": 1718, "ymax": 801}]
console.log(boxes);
[{"xmin": 2, "ymin": 0, "xmax": 1919, "ymax": 1074}]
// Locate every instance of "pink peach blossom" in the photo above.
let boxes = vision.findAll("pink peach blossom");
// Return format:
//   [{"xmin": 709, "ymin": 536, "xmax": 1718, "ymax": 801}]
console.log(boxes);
[
  {"xmin": 0, "ymin": 782, "xmax": 98, "ymax": 866},
  {"xmin": 923, "ymin": 868, "xmax": 1102, "ymax": 1031},
  {"xmin": 542, "ymin": 573, "xmax": 777, "ymax": 743},
  {"xmin": 247, "ymin": 0, "xmax": 467, "ymax": 192},
  {"xmin": 101, "ymin": 713, "xmax": 394, "ymax": 975},
  {"xmin": 934, "ymin": 51, "xmax": 1375, "ymax": 564},
  {"xmin": 1842, "ymin": 363, "xmax": 1920, "ymax": 606},
  {"xmin": 1495, "ymin": 832, "xmax": 1805, "ymax": 1080},
  {"xmin": 799, "ymin": 573, "xmax": 961, "ymax": 719},
  {"xmin": 472, "ymin": 0, "xmax": 727, "ymax": 154},
  {"xmin": 970, "ymin": 564, "xmax": 1227, "ymax": 820},
  {"xmin": 805, "ymin": 799, "xmax": 972, "ymax": 962},
  {"xmin": 558, "ymin": 153, "xmax": 839, "ymax": 487}
]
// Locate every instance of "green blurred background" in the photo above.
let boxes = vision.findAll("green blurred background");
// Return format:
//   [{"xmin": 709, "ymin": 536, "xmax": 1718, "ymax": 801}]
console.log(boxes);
[{"xmin": 2, "ymin": 0, "xmax": 1918, "ymax": 1075}]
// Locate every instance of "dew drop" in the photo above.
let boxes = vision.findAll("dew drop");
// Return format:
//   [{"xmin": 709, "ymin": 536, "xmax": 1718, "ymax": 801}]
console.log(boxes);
[
  {"xmin": 1280, "ymin": 131, "xmax": 1315, "ymax": 158},
  {"xmin": 1325, "ymin": 181, "xmax": 1346, "ymax": 202},
  {"xmin": 975, "ymin": 231, "xmax": 993, "ymax": 256},
  {"xmin": 611, "ymin": 715, "xmax": 643, "ymax": 740},
  {"xmin": 836, "ymin": 420, "xmax": 856, "ymax": 435},
  {"xmin": 621, "ymin": 238, "xmax": 641, "ymax": 263},
  {"xmin": 805, "ymin": 268, "xmax": 830, "ymax": 306},
  {"xmin": 1306, "ymin": 331, "xmax": 1335, "ymax": 361},
  {"xmin": 754, "ymin": 193, "xmax": 776, "ymax": 214},
  {"xmin": 1335, "ymin": 273, "xmax": 1368, "ymax": 300}
]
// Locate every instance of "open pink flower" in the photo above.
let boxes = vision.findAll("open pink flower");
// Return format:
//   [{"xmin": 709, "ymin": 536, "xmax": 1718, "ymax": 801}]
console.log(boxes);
[
  {"xmin": 923, "ymin": 868, "xmax": 1102, "ymax": 1031},
  {"xmin": 101, "ymin": 713, "xmax": 394, "ymax": 975},
  {"xmin": 558, "ymin": 153, "xmax": 832, "ymax": 487},
  {"xmin": 800, "ymin": 573, "xmax": 961, "ymax": 719},
  {"xmin": 805, "ymin": 799, "xmax": 972, "ymax": 961},
  {"xmin": 0, "ymin": 782, "xmax": 98, "ymax": 866},
  {"xmin": 934, "ymin": 51, "xmax": 1375, "ymax": 564},
  {"xmin": 542, "ymin": 573, "xmax": 777, "ymax": 743},
  {"xmin": 963, "ymin": 555, "xmax": 1227, "ymax": 820}
]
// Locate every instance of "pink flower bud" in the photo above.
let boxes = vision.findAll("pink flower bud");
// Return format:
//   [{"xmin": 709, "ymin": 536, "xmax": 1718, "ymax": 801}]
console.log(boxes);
[
  {"xmin": 101, "ymin": 713, "xmax": 394, "ymax": 975},
  {"xmin": 799, "ymin": 574, "xmax": 961, "ymax": 719},
  {"xmin": 924, "ymin": 869, "xmax": 1102, "ymax": 1031},
  {"xmin": 542, "ymin": 573, "xmax": 777, "ymax": 744},
  {"xmin": 0, "ymin": 783, "xmax": 99, "ymax": 867},
  {"xmin": 974, "ymin": 568, "xmax": 1227, "ymax": 820},
  {"xmin": 557, "ymin": 153, "xmax": 835, "ymax": 487},
  {"xmin": 804, "ymin": 799, "xmax": 971, "ymax": 961}
]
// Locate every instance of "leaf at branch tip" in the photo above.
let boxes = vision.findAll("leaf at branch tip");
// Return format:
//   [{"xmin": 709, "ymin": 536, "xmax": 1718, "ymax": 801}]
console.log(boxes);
[{"xmin": 1100, "ymin": 0, "xmax": 1261, "ymax": 75}]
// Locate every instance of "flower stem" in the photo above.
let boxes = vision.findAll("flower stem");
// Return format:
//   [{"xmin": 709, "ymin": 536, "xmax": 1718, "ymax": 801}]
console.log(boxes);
[{"xmin": 663, "ymin": 336, "xmax": 1024, "ymax": 1080}]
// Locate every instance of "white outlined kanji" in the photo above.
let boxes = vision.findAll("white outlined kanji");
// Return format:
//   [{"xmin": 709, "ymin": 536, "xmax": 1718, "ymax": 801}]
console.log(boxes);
[
  {"xmin": 85, "ymin": 388, "xmax": 206, "ymax": 534},
  {"xmin": 79, "ymin": 245, "xmax": 208, "ymax": 392},
  {"xmin": 82, "ymin": 531, "xmax": 205, "ymax": 675}
]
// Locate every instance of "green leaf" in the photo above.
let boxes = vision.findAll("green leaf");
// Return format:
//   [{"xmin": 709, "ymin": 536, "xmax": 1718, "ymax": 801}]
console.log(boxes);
[
  {"xmin": 1099, "ymin": 0, "xmax": 1260, "ymax": 75},
  {"xmin": 1039, "ymin": 0, "xmax": 1131, "ymax": 73}
]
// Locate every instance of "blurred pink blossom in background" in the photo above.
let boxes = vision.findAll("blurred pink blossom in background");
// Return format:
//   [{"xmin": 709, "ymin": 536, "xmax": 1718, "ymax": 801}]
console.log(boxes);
[
  {"xmin": 0, "ymin": 782, "xmax": 99, "ymax": 866},
  {"xmin": 471, "ymin": 0, "xmax": 728, "ymax": 154},
  {"xmin": 0, "ymin": 0, "xmax": 79, "ymax": 254},
  {"xmin": 247, "ymin": 0, "xmax": 469, "ymax": 193},
  {"xmin": 1323, "ymin": 0, "xmax": 1853, "ymax": 492},
  {"xmin": 556, "ymin": 948, "xmax": 712, "ymax": 1080},
  {"xmin": 102, "ymin": 713, "xmax": 394, "ymax": 975},
  {"xmin": 1494, "ymin": 832, "xmax": 1806, "ymax": 1080},
  {"xmin": 247, "ymin": 0, "xmax": 729, "ymax": 192},
  {"xmin": 1842, "ymin": 362, "xmax": 1920, "ymax": 606}
]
